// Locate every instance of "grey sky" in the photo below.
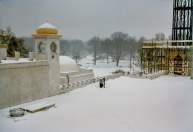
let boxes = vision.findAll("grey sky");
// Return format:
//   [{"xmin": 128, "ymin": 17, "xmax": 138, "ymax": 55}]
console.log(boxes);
[{"xmin": 0, "ymin": 0, "xmax": 173, "ymax": 41}]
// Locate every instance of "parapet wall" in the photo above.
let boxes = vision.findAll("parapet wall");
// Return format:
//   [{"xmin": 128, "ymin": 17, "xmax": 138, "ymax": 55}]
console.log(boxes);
[
  {"xmin": 60, "ymin": 69, "xmax": 94, "ymax": 84},
  {"xmin": 0, "ymin": 61, "xmax": 49, "ymax": 109}
]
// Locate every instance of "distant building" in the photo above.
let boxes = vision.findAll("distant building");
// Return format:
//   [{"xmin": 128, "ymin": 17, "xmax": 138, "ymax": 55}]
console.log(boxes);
[
  {"xmin": 141, "ymin": 0, "xmax": 193, "ymax": 79},
  {"xmin": 141, "ymin": 40, "xmax": 193, "ymax": 79}
]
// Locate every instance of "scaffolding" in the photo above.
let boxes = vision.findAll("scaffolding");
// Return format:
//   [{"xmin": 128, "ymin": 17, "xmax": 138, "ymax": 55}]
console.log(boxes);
[
  {"xmin": 172, "ymin": 0, "xmax": 193, "ymax": 40},
  {"xmin": 141, "ymin": 40, "xmax": 193, "ymax": 76}
]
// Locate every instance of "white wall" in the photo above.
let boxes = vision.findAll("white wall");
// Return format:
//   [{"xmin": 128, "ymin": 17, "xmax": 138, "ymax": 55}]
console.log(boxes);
[
  {"xmin": 0, "ymin": 48, "xmax": 7, "ymax": 60},
  {"xmin": 0, "ymin": 61, "xmax": 49, "ymax": 109},
  {"xmin": 34, "ymin": 36, "xmax": 61, "ymax": 96}
]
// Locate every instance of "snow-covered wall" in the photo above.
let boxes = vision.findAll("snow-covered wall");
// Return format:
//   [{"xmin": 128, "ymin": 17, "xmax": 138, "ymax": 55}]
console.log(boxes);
[
  {"xmin": 60, "ymin": 69, "xmax": 94, "ymax": 84},
  {"xmin": 0, "ymin": 61, "xmax": 49, "ymax": 109}
]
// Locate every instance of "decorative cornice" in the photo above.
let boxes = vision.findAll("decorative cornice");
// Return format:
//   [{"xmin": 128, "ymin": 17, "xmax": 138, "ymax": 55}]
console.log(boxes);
[{"xmin": 32, "ymin": 34, "xmax": 62, "ymax": 37}]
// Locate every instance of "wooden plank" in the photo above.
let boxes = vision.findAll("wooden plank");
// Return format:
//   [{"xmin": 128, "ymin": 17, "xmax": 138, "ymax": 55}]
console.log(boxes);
[{"xmin": 22, "ymin": 102, "xmax": 55, "ymax": 113}]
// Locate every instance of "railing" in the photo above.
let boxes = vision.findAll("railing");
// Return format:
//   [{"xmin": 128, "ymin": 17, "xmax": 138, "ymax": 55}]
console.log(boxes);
[
  {"xmin": 60, "ymin": 73, "xmax": 123, "ymax": 94},
  {"xmin": 142, "ymin": 40, "xmax": 193, "ymax": 48}
]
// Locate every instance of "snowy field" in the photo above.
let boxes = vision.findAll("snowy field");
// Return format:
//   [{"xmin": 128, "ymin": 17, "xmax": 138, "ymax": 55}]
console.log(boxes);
[{"xmin": 0, "ymin": 56, "xmax": 193, "ymax": 132}]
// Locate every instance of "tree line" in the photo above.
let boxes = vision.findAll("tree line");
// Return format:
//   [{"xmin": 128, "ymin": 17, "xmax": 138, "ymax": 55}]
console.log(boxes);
[
  {"xmin": 0, "ymin": 26, "xmax": 28, "ymax": 57},
  {"xmin": 0, "ymin": 26, "xmax": 169, "ymax": 66},
  {"xmin": 86, "ymin": 32, "xmax": 168, "ymax": 66}
]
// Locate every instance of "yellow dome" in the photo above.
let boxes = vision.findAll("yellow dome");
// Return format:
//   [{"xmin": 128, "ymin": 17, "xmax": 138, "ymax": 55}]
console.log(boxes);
[{"xmin": 36, "ymin": 21, "xmax": 58, "ymax": 34}]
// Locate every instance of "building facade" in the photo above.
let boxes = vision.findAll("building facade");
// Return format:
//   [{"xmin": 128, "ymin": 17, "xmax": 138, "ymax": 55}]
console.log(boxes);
[
  {"xmin": 0, "ymin": 22, "xmax": 94, "ymax": 109},
  {"xmin": 141, "ymin": 40, "xmax": 193, "ymax": 79}
]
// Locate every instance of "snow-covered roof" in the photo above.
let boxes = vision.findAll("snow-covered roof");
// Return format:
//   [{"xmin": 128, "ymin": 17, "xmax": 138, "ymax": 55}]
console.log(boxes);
[
  {"xmin": 36, "ymin": 21, "xmax": 58, "ymax": 34},
  {"xmin": 60, "ymin": 56, "xmax": 79, "ymax": 72},
  {"xmin": 37, "ymin": 22, "xmax": 56, "ymax": 29}
]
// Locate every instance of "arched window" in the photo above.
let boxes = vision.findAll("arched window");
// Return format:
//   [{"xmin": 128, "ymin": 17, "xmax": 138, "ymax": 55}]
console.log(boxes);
[
  {"xmin": 174, "ymin": 55, "xmax": 183, "ymax": 75},
  {"xmin": 50, "ymin": 42, "xmax": 56, "ymax": 52},
  {"xmin": 38, "ymin": 42, "xmax": 45, "ymax": 52}
]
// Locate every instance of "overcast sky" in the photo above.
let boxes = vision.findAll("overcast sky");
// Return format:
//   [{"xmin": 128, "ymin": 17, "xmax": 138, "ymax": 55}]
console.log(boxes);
[{"xmin": 0, "ymin": 0, "xmax": 173, "ymax": 41}]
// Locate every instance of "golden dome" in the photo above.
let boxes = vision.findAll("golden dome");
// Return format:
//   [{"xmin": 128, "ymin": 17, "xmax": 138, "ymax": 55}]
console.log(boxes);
[{"xmin": 36, "ymin": 21, "xmax": 58, "ymax": 34}]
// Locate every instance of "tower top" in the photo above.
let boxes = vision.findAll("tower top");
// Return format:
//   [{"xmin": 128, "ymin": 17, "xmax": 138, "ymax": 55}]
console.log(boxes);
[{"xmin": 32, "ymin": 21, "xmax": 62, "ymax": 37}]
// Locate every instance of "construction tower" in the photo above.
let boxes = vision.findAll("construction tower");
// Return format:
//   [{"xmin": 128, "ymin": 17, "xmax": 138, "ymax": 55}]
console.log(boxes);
[{"xmin": 172, "ymin": 0, "xmax": 193, "ymax": 41}]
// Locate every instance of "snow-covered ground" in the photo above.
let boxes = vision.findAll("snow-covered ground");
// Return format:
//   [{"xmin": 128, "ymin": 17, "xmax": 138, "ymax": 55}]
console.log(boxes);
[
  {"xmin": 0, "ymin": 56, "xmax": 193, "ymax": 132},
  {"xmin": 79, "ymin": 56, "xmax": 139, "ymax": 77}
]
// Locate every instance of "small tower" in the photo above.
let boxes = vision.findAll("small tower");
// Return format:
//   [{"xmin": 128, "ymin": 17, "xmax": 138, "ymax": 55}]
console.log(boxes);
[
  {"xmin": 32, "ymin": 21, "xmax": 62, "ymax": 96},
  {"xmin": 0, "ymin": 44, "xmax": 8, "ymax": 61}
]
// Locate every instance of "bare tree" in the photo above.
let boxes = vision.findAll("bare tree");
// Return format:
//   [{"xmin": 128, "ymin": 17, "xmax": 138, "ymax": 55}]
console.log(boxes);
[
  {"xmin": 22, "ymin": 37, "xmax": 35, "ymax": 52},
  {"xmin": 109, "ymin": 32, "xmax": 129, "ymax": 66},
  {"xmin": 101, "ymin": 38, "xmax": 111, "ymax": 64},
  {"xmin": 137, "ymin": 36, "xmax": 146, "ymax": 72},
  {"xmin": 87, "ymin": 36, "xmax": 101, "ymax": 65},
  {"xmin": 70, "ymin": 40, "xmax": 84, "ymax": 63},
  {"xmin": 127, "ymin": 36, "xmax": 137, "ymax": 70},
  {"xmin": 168, "ymin": 34, "xmax": 172, "ymax": 40},
  {"xmin": 154, "ymin": 32, "xmax": 165, "ymax": 41},
  {"xmin": 60, "ymin": 39, "xmax": 70, "ymax": 55}
]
